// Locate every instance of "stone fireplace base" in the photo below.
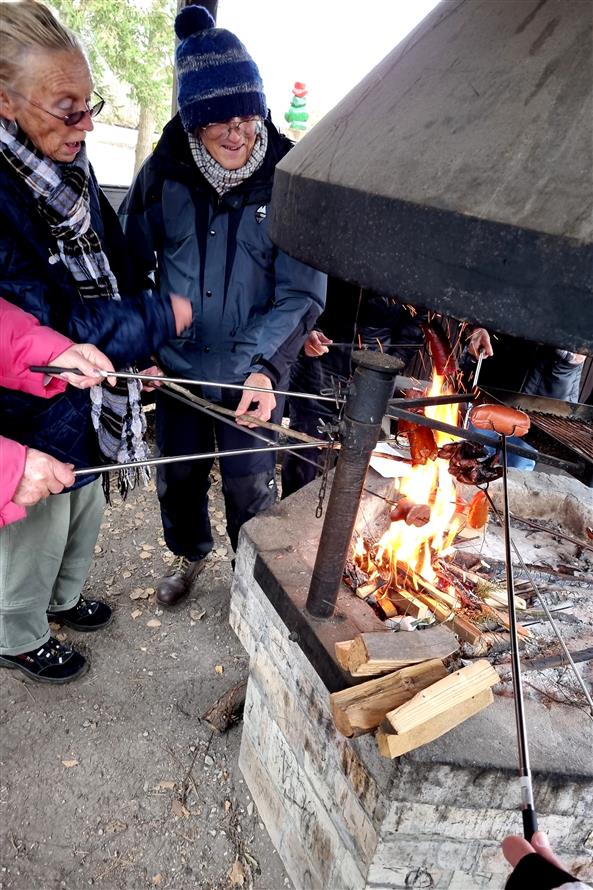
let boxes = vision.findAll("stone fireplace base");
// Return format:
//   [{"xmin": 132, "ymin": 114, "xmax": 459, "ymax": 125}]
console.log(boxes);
[{"xmin": 229, "ymin": 482, "xmax": 593, "ymax": 890}]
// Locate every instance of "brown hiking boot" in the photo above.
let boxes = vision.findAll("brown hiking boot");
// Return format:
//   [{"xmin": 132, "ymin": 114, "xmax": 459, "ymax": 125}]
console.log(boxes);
[{"xmin": 156, "ymin": 555, "xmax": 206, "ymax": 607}]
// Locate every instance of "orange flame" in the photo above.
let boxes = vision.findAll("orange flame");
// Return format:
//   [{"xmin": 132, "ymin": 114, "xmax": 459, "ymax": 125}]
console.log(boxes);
[{"xmin": 359, "ymin": 373, "xmax": 461, "ymax": 592}]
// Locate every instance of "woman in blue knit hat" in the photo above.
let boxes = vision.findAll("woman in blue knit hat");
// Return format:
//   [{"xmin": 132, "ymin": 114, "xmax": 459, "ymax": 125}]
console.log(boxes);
[{"xmin": 121, "ymin": 4, "xmax": 327, "ymax": 606}]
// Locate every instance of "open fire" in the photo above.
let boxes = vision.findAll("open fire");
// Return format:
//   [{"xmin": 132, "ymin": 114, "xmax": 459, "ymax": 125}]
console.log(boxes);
[{"xmin": 347, "ymin": 371, "xmax": 515, "ymax": 644}]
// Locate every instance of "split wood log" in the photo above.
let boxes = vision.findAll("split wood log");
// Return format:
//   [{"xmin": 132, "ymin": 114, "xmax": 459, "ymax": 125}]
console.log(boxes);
[
  {"xmin": 330, "ymin": 659, "xmax": 448, "ymax": 737},
  {"xmin": 376, "ymin": 688, "xmax": 494, "ymax": 758},
  {"xmin": 335, "ymin": 640, "xmax": 354, "ymax": 671},
  {"xmin": 438, "ymin": 560, "xmax": 527, "ymax": 610},
  {"xmin": 347, "ymin": 625, "xmax": 459, "ymax": 677},
  {"xmin": 410, "ymin": 591, "xmax": 484, "ymax": 645},
  {"xmin": 201, "ymin": 681, "xmax": 247, "ymax": 733},
  {"xmin": 387, "ymin": 589, "xmax": 431, "ymax": 619},
  {"xmin": 385, "ymin": 658, "xmax": 499, "ymax": 734}
]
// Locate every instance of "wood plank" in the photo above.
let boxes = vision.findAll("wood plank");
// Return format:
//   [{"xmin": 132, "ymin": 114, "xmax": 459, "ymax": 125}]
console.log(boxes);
[
  {"xmin": 376, "ymin": 688, "xmax": 494, "ymax": 758},
  {"xmin": 330, "ymin": 659, "xmax": 448, "ymax": 737},
  {"xmin": 385, "ymin": 659, "xmax": 499, "ymax": 734},
  {"xmin": 347, "ymin": 625, "xmax": 459, "ymax": 677}
]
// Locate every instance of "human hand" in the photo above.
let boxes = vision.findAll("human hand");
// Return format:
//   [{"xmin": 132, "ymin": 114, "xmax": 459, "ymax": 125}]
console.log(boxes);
[
  {"xmin": 13, "ymin": 449, "xmax": 75, "ymax": 506},
  {"xmin": 235, "ymin": 373, "xmax": 276, "ymax": 427},
  {"xmin": 139, "ymin": 365, "xmax": 164, "ymax": 393},
  {"xmin": 50, "ymin": 343, "xmax": 116, "ymax": 387},
  {"xmin": 502, "ymin": 831, "xmax": 567, "ymax": 871},
  {"xmin": 468, "ymin": 327, "xmax": 493, "ymax": 358},
  {"xmin": 170, "ymin": 294, "xmax": 192, "ymax": 336},
  {"xmin": 304, "ymin": 330, "xmax": 332, "ymax": 357}
]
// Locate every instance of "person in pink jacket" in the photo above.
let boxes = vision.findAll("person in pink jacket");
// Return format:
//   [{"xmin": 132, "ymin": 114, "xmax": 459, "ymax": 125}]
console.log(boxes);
[{"xmin": 0, "ymin": 298, "xmax": 115, "ymax": 526}]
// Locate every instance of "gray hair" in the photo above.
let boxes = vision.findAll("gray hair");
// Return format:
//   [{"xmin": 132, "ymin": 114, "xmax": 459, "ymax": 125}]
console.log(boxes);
[{"xmin": 0, "ymin": 0, "xmax": 82, "ymax": 90}]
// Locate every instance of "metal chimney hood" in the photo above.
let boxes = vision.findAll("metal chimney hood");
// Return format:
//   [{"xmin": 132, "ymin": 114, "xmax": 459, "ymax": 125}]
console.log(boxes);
[{"xmin": 269, "ymin": 0, "xmax": 593, "ymax": 354}]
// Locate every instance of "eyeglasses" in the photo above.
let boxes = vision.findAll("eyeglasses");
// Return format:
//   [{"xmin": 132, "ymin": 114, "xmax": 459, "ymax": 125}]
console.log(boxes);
[
  {"xmin": 200, "ymin": 117, "xmax": 262, "ymax": 139},
  {"xmin": 10, "ymin": 90, "xmax": 105, "ymax": 127}
]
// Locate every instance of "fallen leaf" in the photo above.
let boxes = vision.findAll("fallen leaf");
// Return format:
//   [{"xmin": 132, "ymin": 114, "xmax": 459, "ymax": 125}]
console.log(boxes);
[
  {"xmin": 62, "ymin": 759, "xmax": 79, "ymax": 768},
  {"xmin": 215, "ymin": 664, "xmax": 224, "ymax": 675},
  {"xmin": 170, "ymin": 798, "xmax": 189, "ymax": 818},
  {"xmin": 131, "ymin": 609, "xmax": 143, "ymax": 619},
  {"xmin": 228, "ymin": 858, "xmax": 246, "ymax": 886},
  {"xmin": 158, "ymin": 780, "xmax": 176, "ymax": 791},
  {"xmin": 145, "ymin": 587, "xmax": 155, "ymax": 595},
  {"xmin": 140, "ymin": 552, "xmax": 152, "ymax": 560},
  {"xmin": 122, "ymin": 570, "xmax": 132, "ymax": 579},
  {"xmin": 147, "ymin": 618, "xmax": 162, "ymax": 628},
  {"xmin": 105, "ymin": 819, "xmax": 127, "ymax": 834},
  {"xmin": 224, "ymin": 799, "xmax": 232, "ymax": 812},
  {"xmin": 141, "ymin": 543, "xmax": 155, "ymax": 551},
  {"xmin": 190, "ymin": 608, "xmax": 206, "ymax": 621},
  {"xmin": 130, "ymin": 588, "xmax": 149, "ymax": 600},
  {"xmin": 94, "ymin": 545, "xmax": 102, "ymax": 555},
  {"xmin": 215, "ymin": 524, "xmax": 226, "ymax": 535}
]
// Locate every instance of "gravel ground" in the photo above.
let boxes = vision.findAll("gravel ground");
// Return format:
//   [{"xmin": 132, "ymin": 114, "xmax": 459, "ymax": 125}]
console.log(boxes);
[{"xmin": 0, "ymin": 468, "xmax": 289, "ymax": 890}]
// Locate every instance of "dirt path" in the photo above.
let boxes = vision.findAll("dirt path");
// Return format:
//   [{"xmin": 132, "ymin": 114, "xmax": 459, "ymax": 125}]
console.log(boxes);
[{"xmin": 0, "ymin": 470, "xmax": 289, "ymax": 890}]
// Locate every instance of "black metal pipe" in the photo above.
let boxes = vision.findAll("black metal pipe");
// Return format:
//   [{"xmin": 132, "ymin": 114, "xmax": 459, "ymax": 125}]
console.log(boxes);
[
  {"xmin": 306, "ymin": 351, "xmax": 403, "ymax": 618},
  {"xmin": 388, "ymin": 393, "xmax": 474, "ymax": 409}
]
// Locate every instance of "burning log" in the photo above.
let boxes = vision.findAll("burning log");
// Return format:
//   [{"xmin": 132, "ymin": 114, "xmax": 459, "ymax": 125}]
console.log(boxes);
[
  {"xmin": 346, "ymin": 626, "xmax": 459, "ymax": 677},
  {"xmin": 376, "ymin": 659, "xmax": 499, "ymax": 758},
  {"xmin": 330, "ymin": 659, "xmax": 448, "ymax": 737},
  {"xmin": 387, "ymin": 589, "xmax": 431, "ymax": 619}
]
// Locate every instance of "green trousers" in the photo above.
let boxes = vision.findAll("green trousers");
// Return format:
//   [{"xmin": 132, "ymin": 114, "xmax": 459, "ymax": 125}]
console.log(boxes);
[{"xmin": 0, "ymin": 479, "xmax": 104, "ymax": 655}]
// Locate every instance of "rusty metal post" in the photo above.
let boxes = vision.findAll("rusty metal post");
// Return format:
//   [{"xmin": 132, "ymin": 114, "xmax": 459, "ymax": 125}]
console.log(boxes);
[{"xmin": 306, "ymin": 351, "xmax": 404, "ymax": 618}]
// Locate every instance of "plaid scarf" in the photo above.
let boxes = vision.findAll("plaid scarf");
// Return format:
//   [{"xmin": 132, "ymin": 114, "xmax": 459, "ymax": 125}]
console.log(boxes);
[
  {"xmin": 0, "ymin": 122, "xmax": 149, "ymax": 496},
  {"xmin": 188, "ymin": 125, "xmax": 268, "ymax": 195}
]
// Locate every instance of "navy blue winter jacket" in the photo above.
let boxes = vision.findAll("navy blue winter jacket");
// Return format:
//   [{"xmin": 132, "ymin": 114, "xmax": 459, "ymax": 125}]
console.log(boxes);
[
  {"xmin": 120, "ymin": 115, "xmax": 326, "ymax": 394},
  {"xmin": 0, "ymin": 155, "xmax": 177, "ymax": 473}
]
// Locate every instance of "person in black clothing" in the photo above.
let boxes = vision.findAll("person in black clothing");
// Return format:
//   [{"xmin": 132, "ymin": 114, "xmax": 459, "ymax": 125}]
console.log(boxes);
[{"xmin": 281, "ymin": 282, "xmax": 423, "ymax": 498}]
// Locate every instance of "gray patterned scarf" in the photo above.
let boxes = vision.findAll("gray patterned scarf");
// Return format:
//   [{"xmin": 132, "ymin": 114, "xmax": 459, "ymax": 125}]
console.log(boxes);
[
  {"xmin": 188, "ymin": 125, "xmax": 268, "ymax": 195},
  {"xmin": 0, "ymin": 122, "xmax": 149, "ymax": 495}
]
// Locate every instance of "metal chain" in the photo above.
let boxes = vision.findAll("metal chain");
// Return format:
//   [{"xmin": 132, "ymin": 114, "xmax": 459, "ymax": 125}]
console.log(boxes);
[{"xmin": 315, "ymin": 442, "xmax": 334, "ymax": 519}]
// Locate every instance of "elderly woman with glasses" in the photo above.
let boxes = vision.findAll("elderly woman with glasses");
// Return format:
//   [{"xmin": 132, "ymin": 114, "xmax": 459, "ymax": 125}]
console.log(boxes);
[
  {"xmin": 121, "ymin": 4, "xmax": 327, "ymax": 607},
  {"xmin": 0, "ymin": 0, "xmax": 191, "ymax": 684}
]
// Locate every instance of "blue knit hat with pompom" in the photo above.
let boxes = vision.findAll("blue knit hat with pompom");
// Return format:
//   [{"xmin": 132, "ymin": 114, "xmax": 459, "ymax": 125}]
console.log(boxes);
[{"xmin": 175, "ymin": 4, "xmax": 267, "ymax": 133}]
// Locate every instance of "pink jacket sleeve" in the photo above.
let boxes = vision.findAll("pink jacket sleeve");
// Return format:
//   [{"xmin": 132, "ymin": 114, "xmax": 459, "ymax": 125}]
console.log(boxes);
[
  {"xmin": 0, "ymin": 299, "xmax": 75, "ymax": 525},
  {"xmin": 0, "ymin": 298, "xmax": 73, "ymax": 397},
  {"xmin": 0, "ymin": 437, "xmax": 28, "ymax": 526}
]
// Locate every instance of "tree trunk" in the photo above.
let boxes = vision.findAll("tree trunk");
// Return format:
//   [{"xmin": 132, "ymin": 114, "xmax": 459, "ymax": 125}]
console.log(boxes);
[{"xmin": 133, "ymin": 104, "xmax": 156, "ymax": 179}]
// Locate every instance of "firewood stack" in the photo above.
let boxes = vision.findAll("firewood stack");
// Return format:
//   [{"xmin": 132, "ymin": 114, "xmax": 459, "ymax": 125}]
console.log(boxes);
[{"xmin": 331, "ymin": 628, "xmax": 500, "ymax": 758}]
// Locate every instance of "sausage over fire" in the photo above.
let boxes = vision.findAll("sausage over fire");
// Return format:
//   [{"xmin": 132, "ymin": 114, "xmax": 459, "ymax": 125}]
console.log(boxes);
[
  {"xmin": 390, "ymin": 498, "xmax": 431, "ymax": 527},
  {"xmin": 470, "ymin": 404, "xmax": 530, "ymax": 438},
  {"xmin": 420, "ymin": 319, "xmax": 458, "ymax": 377}
]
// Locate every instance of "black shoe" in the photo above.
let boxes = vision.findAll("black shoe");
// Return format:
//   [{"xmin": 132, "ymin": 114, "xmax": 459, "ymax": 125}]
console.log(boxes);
[
  {"xmin": 156, "ymin": 555, "xmax": 206, "ymax": 607},
  {"xmin": 47, "ymin": 597, "xmax": 112, "ymax": 632},
  {"xmin": 0, "ymin": 638, "xmax": 88, "ymax": 684}
]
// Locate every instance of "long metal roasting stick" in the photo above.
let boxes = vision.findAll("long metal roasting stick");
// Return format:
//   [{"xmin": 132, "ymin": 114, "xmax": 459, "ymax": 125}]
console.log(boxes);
[
  {"xmin": 73, "ymin": 441, "xmax": 332, "ymax": 477},
  {"xmin": 484, "ymin": 491, "xmax": 593, "ymax": 714},
  {"xmin": 500, "ymin": 431, "xmax": 538, "ymax": 840},
  {"xmin": 463, "ymin": 349, "xmax": 484, "ymax": 429},
  {"xmin": 29, "ymin": 366, "xmax": 346, "ymax": 404},
  {"xmin": 159, "ymin": 383, "xmax": 325, "ymax": 473}
]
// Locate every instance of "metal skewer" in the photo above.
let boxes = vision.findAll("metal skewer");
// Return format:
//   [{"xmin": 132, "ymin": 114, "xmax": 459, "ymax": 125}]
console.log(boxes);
[
  {"xmin": 29, "ymin": 366, "xmax": 346, "ymax": 404},
  {"xmin": 463, "ymin": 350, "xmax": 485, "ymax": 429},
  {"xmin": 500, "ymin": 433, "xmax": 538, "ymax": 841},
  {"xmin": 73, "ymin": 441, "xmax": 333, "ymax": 477}
]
